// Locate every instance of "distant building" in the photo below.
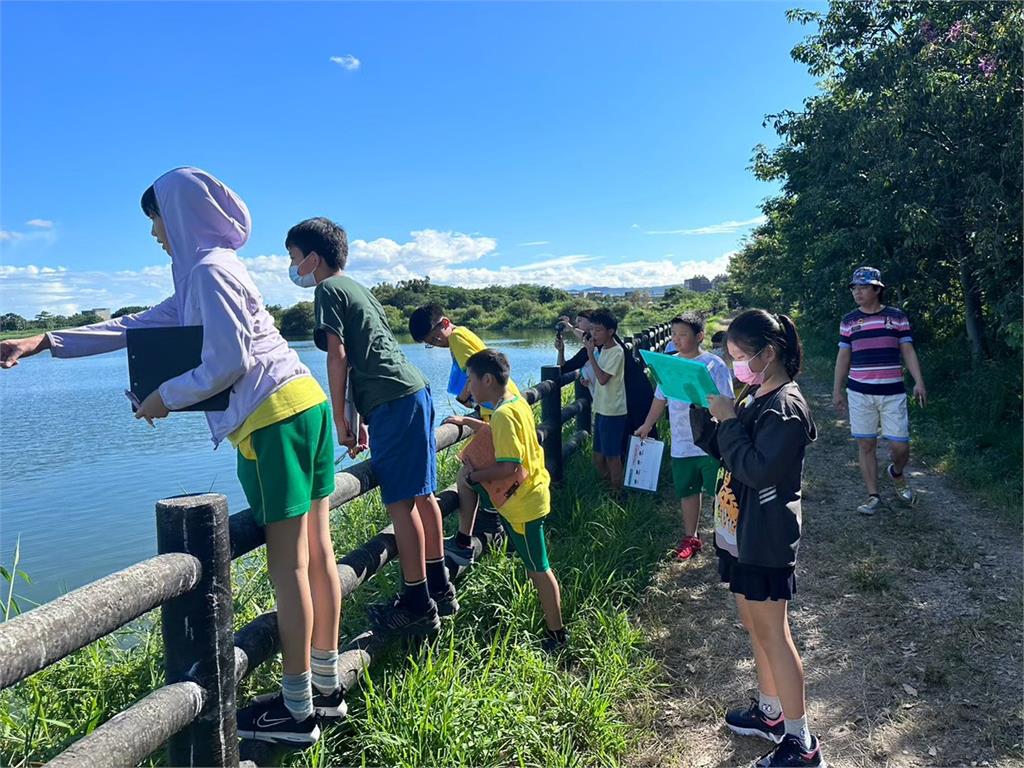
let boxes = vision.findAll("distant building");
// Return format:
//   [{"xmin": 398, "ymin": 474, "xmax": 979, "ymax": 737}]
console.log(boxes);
[
  {"xmin": 88, "ymin": 308, "xmax": 112, "ymax": 321},
  {"xmin": 683, "ymin": 276, "xmax": 713, "ymax": 293}
]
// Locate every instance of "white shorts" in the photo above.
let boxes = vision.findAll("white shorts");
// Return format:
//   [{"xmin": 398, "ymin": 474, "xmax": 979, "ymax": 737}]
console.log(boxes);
[{"xmin": 848, "ymin": 389, "xmax": 910, "ymax": 442}]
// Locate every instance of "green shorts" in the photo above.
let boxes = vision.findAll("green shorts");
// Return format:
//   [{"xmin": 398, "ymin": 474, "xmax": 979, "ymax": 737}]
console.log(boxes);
[
  {"xmin": 671, "ymin": 455, "xmax": 719, "ymax": 500},
  {"xmin": 499, "ymin": 516, "xmax": 550, "ymax": 573},
  {"xmin": 236, "ymin": 401, "xmax": 336, "ymax": 526}
]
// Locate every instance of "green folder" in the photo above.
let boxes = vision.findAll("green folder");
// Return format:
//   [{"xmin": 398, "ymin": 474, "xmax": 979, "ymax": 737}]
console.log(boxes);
[{"xmin": 639, "ymin": 349, "xmax": 719, "ymax": 407}]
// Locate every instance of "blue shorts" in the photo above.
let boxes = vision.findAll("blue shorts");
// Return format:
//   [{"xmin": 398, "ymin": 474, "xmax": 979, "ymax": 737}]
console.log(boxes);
[
  {"xmin": 593, "ymin": 413, "xmax": 627, "ymax": 458},
  {"xmin": 368, "ymin": 387, "xmax": 437, "ymax": 505}
]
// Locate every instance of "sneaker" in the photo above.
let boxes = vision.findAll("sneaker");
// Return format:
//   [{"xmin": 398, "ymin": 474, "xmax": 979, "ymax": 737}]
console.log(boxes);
[
  {"xmin": 367, "ymin": 595, "xmax": 441, "ymax": 637},
  {"xmin": 541, "ymin": 628, "xmax": 570, "ymax": 654},
  {"xmin": 430, "ymin": 583, "xmax": 460, "ymax": 618},
  {"xmin": 237, "ymin": 692, "xmax": 320, "ymax": 746},
  {"xmin": 725, "ymin": 699, "xmax": 785, "ymax": 743},
  {"xmin": 888, "ymin": 464, "xmax": 917, "ymax": 506},
  {"xmin": 443, "ymin": 537, "xmax": 475, "ymax": 567},
  {"xmin": 753, "ymin": 734, "xmax": 825, "ymax": 767},
  {"xmin": 856, "ymin": 495, "xmax": 882, "ymax": 516},
  {"xmin": 675, "ymin": 536, "xmax": 703, "ymax": 561},
  {"xmin": 311, "ymin": 687, "xmax": 348, "ymax": 721}
]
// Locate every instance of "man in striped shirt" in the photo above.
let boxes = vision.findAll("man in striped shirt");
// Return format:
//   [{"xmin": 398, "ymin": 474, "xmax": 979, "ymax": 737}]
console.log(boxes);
[{"xmin": 832, "ymin": 267, "xmax": 928, "ymax": 515}]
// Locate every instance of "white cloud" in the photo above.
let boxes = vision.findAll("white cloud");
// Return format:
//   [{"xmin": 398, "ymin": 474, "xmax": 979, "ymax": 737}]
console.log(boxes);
[
  {"xmin": 516, "ymin": 240, "xmax": 550, "ymax": 247},
  {"xmin": 0, "ymin": 228, "xmax": 734, "ymax": 316},
  {"xmin": 26, "ymin": 219, "xmax": 54, "ymax": 229},
  {"xmin": 645, "ymin": 215, "xmax": 766, "ymax": 236},
  {"xmin": 329, "ymin": 55, "xmax": 361, "ymax": 71}
]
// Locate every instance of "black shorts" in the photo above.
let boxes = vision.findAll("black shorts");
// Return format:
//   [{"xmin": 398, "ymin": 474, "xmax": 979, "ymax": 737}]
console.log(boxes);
[{"xmin": 717, "ymin": 548, "xmax": 796, "ymax": 602}]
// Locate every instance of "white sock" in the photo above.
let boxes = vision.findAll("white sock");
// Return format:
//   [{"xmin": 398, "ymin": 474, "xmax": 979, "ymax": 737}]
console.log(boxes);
[
  {"xmin": 759, "ymin": 691, "xmax": 782, "ymax": 720},
  {"xmin": 311, "ymin": 647, "xmax": 339, "ymax": 694},
  {"xmin": 784, "ymin": 715, "xmax": 812, "ymax": 750},
  {"xmin": 282, "ymin": 670, "xmax": 313, "ymax": 721}
]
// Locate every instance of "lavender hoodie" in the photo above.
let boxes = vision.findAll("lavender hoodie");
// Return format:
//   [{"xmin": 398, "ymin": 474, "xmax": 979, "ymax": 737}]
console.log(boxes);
[{"xmin": 47, "ymin": 167, "xmax": 310, "ymax": 445}]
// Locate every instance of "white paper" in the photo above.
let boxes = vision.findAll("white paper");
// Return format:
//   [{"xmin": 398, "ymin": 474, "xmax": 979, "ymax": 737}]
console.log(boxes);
[{"xmin": 624, "ymin": 436, "xmax": 664, "ymax": 493}]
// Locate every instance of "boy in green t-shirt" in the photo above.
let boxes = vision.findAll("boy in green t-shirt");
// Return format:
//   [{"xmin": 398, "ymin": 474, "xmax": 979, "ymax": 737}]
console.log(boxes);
[
  {"xmin": 443, "ymin": 349, "xmax": 567, "ymax": 652},
  {"xmin": 286, "ymin": 217, "xmax": 457, "ymax": 636},
  {"xmin": 408, "ymin": 304, "xmax": 523, "ymax": 569}
]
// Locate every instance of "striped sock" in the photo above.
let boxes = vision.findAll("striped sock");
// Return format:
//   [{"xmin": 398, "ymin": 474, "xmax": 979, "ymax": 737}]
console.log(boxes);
[
  {"xmin": 281, "ymin": 671, "xmax": 313, "ymax": 721},
  {"xmin": 426, "ymin": 557, "xmax": 450, "ymax": 593},
  {"xmin": 310, "ymin": 648, "xmax": 339, "ymax": 695}
]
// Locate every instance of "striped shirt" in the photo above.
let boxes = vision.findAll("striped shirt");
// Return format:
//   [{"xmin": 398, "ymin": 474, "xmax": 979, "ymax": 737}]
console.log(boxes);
[{"xmin": 839, "ymin": 307, "xmax": 913, "ymax": 395}]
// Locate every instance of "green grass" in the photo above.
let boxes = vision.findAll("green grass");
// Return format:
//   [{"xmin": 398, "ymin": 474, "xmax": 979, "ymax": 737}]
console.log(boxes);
[
  {"xmin": 0, "ymin": 329, "xmax": 49, "ymax": 341},
  {"xmin": 0, "ymin": 401, "xmax": 679, "ymax": 767}
]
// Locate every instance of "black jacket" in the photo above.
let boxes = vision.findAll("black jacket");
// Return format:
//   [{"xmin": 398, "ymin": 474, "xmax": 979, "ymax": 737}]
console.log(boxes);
[{"xmin": 690, "ymin": 382, "xmax": 816, "ymax": 568}]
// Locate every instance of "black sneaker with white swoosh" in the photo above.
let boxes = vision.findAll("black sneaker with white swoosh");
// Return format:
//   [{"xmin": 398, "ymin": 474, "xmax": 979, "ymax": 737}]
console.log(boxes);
[{"xmin": 236, "ymin": 692, "xmax": 320, "ymax": 746}]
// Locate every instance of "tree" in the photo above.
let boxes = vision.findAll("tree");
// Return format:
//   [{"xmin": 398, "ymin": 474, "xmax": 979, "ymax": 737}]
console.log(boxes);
[
  {"xmin": 0, "ymin": 313, "xmax": 27, "ymax": 331},
  {"xmin": 279, "ymin": 302, "xmax": 315, "ymax": 338},
  {"xmin": 112, "ymin": 306, "xmax": 150, "ymax": 318}
]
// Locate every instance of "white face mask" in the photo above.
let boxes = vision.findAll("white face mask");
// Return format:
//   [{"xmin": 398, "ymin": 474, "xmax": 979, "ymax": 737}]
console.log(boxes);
[{"xmin": 289, "ymin": 255, "xmax": 317, "ymax": 288}]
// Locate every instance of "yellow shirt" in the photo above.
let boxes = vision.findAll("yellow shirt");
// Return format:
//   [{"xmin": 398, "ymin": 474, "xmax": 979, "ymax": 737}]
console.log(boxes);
[
  {"xmin": 591, "ymin": 344, "xmax": 628, "ymax": 417},
  {"xmin": 449, "ymin": 325, "xmax": 522, "ymax": 422},
  {"xmin": 490, "ymin": 395, "xmax": 550, "ymax": 530},
  {"xmin": 229, "ymin": 376, "xmax": 328, "ymax": 460}
]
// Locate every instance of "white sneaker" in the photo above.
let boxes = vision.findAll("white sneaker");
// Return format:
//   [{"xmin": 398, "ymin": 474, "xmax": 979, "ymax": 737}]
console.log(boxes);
[
  {"xmin": 857, "ymin": 495, "xmax": 882, "ymax": 516},
  {"xmin": 888, "ymin": 464, "xmax": 917, "ymax": 506}
]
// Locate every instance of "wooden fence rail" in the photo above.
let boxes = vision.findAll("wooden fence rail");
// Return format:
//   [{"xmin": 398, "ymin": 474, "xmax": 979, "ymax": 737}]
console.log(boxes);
[{"xmin": 0, "ymin": 321, "xmax": 672, "ymax": 768}]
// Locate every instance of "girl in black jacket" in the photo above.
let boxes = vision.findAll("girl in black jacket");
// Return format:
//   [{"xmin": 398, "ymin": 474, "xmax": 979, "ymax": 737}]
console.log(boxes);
[{"xmin": 691, "ymin": 309, "xmax": 823, "ymax": 768}]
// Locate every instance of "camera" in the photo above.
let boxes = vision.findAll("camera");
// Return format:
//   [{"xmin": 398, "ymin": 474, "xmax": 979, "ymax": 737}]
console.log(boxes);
[{"xmin": 555, "ymin": 319, "xmax": 573, "ymax": 339}]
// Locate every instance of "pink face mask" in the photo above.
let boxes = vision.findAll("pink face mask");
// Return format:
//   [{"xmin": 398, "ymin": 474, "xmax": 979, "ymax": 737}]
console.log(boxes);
[{"xmin": 733, "ymin": 349, "xmax": 766, "ymax": 385}]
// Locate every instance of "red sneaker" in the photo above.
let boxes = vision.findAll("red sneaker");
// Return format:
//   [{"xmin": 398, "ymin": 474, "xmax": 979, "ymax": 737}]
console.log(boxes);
[{"xmin": 675, "ymin": 536, "xmax": 703, "ymax": 560}]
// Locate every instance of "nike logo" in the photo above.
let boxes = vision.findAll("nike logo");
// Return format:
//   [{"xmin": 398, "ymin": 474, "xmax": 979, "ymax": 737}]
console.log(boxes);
[{"xmin": 255, "ymin": 712, "xmax": 295, "ymax": 728}]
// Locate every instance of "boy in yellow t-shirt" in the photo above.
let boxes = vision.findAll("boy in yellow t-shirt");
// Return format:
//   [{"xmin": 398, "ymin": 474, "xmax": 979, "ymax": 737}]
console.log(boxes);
[
  {"xmin": 443, "ymin": 349, "xmax": 567, "ymax": 652},
  {"xmin": 408, "ymin": 304, "xmax": 522, "ymax": 569}
]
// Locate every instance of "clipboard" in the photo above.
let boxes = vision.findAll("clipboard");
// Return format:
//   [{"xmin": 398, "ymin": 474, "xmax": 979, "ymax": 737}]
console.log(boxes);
[
  {"xmin": 624, "ymin": 435, "xmax": 664, "ymax": 493},
  {"xmin": 126, "ymin": 326, "xmax": 230, "ymax": 412},
  {"xmin": 447, "ymin": 358, "xmax": 469, "ymax": 398},
  {"xmin": 458, "ymin": 424, "xmax": 529, "ymax": 509},
  {"xmin": 639, "ymin": 349, "xmax": 719, "ymax": 407}
]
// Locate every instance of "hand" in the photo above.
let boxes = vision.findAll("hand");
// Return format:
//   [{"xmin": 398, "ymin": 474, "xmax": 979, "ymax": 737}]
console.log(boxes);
[
  {"xmin": 832, "ymin": 392, "xmax": 847, "ymax": 415},
  {"xmin": 583, "ymin": 336, "xmax": 596, "ymax": 355},
  {"xmin": 912, "ymin": 381, "xmax": 927, "ymax": 408},
  {"xmin": 347, "ymin": 421, "xmax": 369, "ymax": 459},
  {"xmin": 134, "ymin": 390, "xmax": 170, "ymax": 427},
  {"xmin": 336, "ymin": 418, "xmax": 357, "ymax": 451},
  {"xmin": 579, "ymin": 375, "xmax": 591, "ymax": 388},
  {"xmin": 554, "ymin": 335, "xmax": 565, "ymax": 352},
  {"xmin": 443, "ymin": 415, "xmax": 465, "ymax": 428},
  {"xmin": 1, "ymin": 334, "xmax": 47, "ymax": 369},
  {"xmin": 634, "ymin": 423, "xmax": 653, "ymax": 440},
  {"xmin": 707, "ymin": 394, "xmax": 737, "ymax": 422}
]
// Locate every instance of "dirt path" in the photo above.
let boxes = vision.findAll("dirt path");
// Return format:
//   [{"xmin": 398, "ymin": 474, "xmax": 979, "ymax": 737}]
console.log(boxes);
[{"xmin": 630, "ymin": 377, "xmax": 1023, "ymax": 768}]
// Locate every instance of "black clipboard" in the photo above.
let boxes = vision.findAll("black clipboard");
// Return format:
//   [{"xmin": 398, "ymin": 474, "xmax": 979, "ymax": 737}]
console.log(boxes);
[{"xmin": 126, "ymin": 326, "xmax": 230, "ymax": 412}]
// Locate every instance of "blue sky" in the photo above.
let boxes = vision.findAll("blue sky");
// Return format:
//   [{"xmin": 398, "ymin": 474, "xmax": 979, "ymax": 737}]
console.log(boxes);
[{"xmin": 1, "ymin": 1, "xmax": 822, "ymax": 316}]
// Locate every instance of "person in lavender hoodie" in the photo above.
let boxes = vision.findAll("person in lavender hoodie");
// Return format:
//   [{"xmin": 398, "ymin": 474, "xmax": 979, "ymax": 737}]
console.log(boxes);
[{"xmin": 0, "ymin": 167, "xmax": 342, "ymax": 746}]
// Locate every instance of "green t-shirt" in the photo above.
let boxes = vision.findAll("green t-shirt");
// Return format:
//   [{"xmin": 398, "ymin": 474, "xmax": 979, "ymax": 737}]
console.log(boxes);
[{"xmin": 314, "ymin": 275, "xmax": 426, "ymax": 418}]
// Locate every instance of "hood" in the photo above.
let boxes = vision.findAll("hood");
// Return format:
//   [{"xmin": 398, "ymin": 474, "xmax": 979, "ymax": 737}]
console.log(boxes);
[{"xmin": 153, "ymin": 167, "xmax": 252, "ymax": 315}]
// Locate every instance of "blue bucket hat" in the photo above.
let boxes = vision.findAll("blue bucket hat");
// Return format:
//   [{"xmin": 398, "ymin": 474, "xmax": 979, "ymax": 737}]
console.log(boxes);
[{"xmin": 849, "ymin": 266, "xmax": 884, "ymax": 288}]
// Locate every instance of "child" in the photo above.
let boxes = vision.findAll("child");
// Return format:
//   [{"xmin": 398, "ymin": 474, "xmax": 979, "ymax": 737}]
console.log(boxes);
[
  {"xmin": 408, "ymin": 303, "xmax": 522, "ymax": 569},
  {"xmin": 286, "ymin": 218, "xmax": 457, "ymax": 635},
  {"xmin": 634, "ymin": 314, "xmax": 733, "ymax": 560},
  {"xmin": 584, "ymin": 310, "xmax": 628, "ymax": 490},
  {"xmin": 691, "ymin": 309, "xmax": 823, "ymax": 767},
  {"xmin": 832, "ymin": 267, "xmax": 927, "ymax": 515},
  {"xmin": 443, "ymin": 349, "xmax": 567, "ymax": 652},
  {"xmin": 1, "ymin": 168, "xmax": 343, "ymax": 746}
]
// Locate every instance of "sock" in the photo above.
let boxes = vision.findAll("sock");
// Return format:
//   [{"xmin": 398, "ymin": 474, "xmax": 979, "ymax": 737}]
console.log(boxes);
[
  {"xmin": 868, "ymin": 493, "xmax": 880, "ymax": 498},
  {"xmin": 889, "ymin": 464, "xmax": 903, "ymax": 478},
  {"xmin": 401, "ymin": 578, "xmax": 430, "ymax": 612},
  {"xmin": 784, "ymin": 715, "xmax": 812, "ymax": 751},
  {"xmin": 426, "ymin": 557, "xmax": 451, "ymax": 593},
  {"xmin": 310, "ymin": 647, "xmax": 339, "ymax": 695},
  {"xmin": 281, "ymin": 671, "xmax": 313, "ymax": 721},
  {"xmin": 758, "ymin": 691, "xmax": 782, "ymax": 720},
  {"xmin": 455, "ymin": 531, "xmax": 473, "ymax": 548}
]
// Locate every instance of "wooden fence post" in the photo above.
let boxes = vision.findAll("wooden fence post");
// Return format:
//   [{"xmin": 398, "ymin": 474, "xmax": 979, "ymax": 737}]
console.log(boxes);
[
  {"xmin": 540, "ymin": 365, "xmax": 564, "ymax": 482},
  {"xmin": 574, "ymin": 376, "xmax": 592, "ymax": 436},
  {"xmin": 156, "ymin": 494, "xmax": 239, "ymax": 768}
]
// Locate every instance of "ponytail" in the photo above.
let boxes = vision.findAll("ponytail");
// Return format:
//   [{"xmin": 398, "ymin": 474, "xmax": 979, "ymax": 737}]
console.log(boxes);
[{"xmin": 727, "ymin": 309, "xmax": 803, "ymax": 381}]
